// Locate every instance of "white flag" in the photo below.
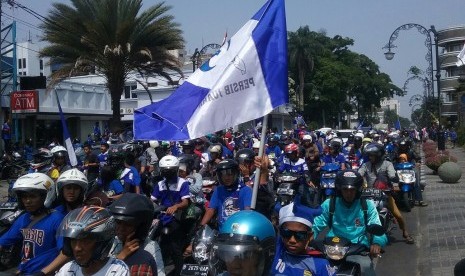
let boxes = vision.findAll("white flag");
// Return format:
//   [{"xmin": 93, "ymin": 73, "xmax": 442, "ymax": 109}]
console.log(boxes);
[{"xmin": 457, "ymin": 43, "xmax": 465, "ymax": 67}]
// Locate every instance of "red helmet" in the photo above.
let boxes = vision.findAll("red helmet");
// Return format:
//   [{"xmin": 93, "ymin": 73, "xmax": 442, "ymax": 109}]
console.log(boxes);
[{"xmin": 285, "ymin": 143, "xmax": 299, "ymax": 154}]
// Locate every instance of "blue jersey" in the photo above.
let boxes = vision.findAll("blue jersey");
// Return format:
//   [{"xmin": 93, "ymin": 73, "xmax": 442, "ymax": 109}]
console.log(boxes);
[
  {"xmin": 278, "ymin": 158, "xmax": 308, "ymax": 175},
  {"xmin": 209, "ymin": 183, "xmax": 252, "ymax": 227},
  {"xmin": 98, "ymin": 151, "xmax": 109, "ymax": 167},
  {"xmin": 322, "ymin": 153, "xmax": 346, "ymax": 165},
  {"xmin": 103, "ymin": 179, "xmax": 124, "ymax": 196},
  {"xmin": 271, "ymin": 238, "xmax": 335, "ymax": 276},
  {"xmin": 266, "ymin": 145, "xmax": 282, "ymax": 159},
  {"xmin": 120, "ymin": 166, "xmax": 141, "ymax": 193},
  {"xmin": 0, "ymin": 210, "xmax": 64, "ymax": 274},
  {"xmin": 2, "ymin": 123, "xmax": 11, "ymax": 140},
  {"xmin": 151, "ymin": 178, "xmax": 190, "ymax": 225}
]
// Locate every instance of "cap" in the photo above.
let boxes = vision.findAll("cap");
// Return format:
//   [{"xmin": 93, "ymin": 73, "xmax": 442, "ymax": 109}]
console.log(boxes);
[{"xmin": 279, "ymin": 202, "xmax": 313, "ymax": 228}]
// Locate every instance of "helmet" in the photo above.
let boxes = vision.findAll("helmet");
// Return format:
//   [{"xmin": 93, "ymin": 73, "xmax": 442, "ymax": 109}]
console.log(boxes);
[
  {"xmin": 362, "ymin": 137, "xmax": 372, "ymax": 144},
  {"xmin": 252, "ymin": 140, "xmax": 261, "ymax": 149},
  {"xmin": 178, "ymin": 154, "xmax": 195, "ymax": 173},
  {"xmin": 399, "ymin": 139, "xmax": 409, "ymax": 152},
  {"xmin": 13, "ymin": 173, "xmax": 56, "ymax": 208},
  {"xmin": 302, "ymin": 134, "xmax": 312, "ymax": 142},
  {"xmin": 159, "ymin": 155, "xmax": 179, "ymax": 180},
  {"xmin": 208, "ymin": 144, "xmax": 223, "ymax": 156},
  {"xmin": 335, "ymin": 170, "xmax": 363, "ymax": 194},
  {"xmin": 347, "ymin": 134, "xmax": 355, "ymax": 143},
  {"xmin": 329, "ymin": 138, "xmax": 343, "ymax": 153},
  {"xmin": 31, "ymin": 148, "xmax": 53, "ymax": 170},
  {"xmin": 364, "ymin": 143, "xmax": 385, "ymax": 158},
  {"xmin": 354, "ymin": 132, "xmax": 364, "ymax": 139},
  {"xmin": 56, "ymin": 169, "xmax": 88, "ymax": 201},
  {"xmin": 284, "ymin": 143, "xmax": 299, "ymax": 154},
  {"xmin": 216, "ymin": 159, "xmax": 239, "ymax": 187},
  {"xmin": 210, "ymin": 210, "xmax": 275, "ymax": 276},
  {"xmin": 149, "ymin": 140, "xmax": 159, "ymax": 149},
  {"xmin": 268, "ymin": 135, "xmax": 279, "ymax": 143},
  {"xmin": 59, "ymin": 206, "xmax": 115, "ymax": 265},
  {"xmin": 235, "ymin": 148, "xmax": 255, "ymax": 164},
  {"xmin": 108, "ymin": 193, "xmax": 154, "ymax": 240},
  {"xmin": 73, "ymin": 138, "xmax": 80, "ymax": 144},
  {"xmin": 181, "ymin": 140, "xmax": 195, "ymax": 149},
  {"xmin": 51, "ymin": 145, "xmax": 67, "ymax": 156}
]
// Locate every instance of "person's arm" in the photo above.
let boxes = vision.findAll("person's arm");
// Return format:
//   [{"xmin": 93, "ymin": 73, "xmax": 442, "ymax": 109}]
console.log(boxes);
[
  {"xmin": 41, "ymin": 251, "xmax": 70, "ymax": 275},
  {"xmin": 200, "ymin": 208, "xmax": 216, "ymax": 226},
  {"xmin": 312, "ymin": 200, "xmax": 330, "ymax": 239},
  {"xmin": 366, "ymin": 200, "xmax": 388, "ymax": 250},
  {"xmin": 166, "ymin": 182, "xmax": 190, "ymax": 214}
]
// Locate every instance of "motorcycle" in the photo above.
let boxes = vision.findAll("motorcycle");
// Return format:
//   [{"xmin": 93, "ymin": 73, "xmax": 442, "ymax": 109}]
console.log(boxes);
[
  {"xmin": 348, "ymin": 154, "xmax": 362, "ymax": 171},
  {"xmin": 361, "ymin": 188, "xmax": 395, "ymax": 234},
  {"xmin": 395, "ymin": 162, "xmax": 416, "ymax": 212},
  {"xmin": 0, "ymin": 200, "xmax": 24, "ymax": 271},
  {"xmin": 320, "ymin": 163, "xmax": 341, "ymax": 201},
  {"xmin": 274, "ymin": 173, "xmax": 300, "ymax": 207},
  {"xmin": 313, "ymin": 224, "xmax": 385, "ymax": 276},
  {"xmin": 180, "ymin": 225, "xmax": 217, "ymax": 276},
  {"xmin": 0, "ymin": 152, "xmax": 28, "ymax": 180}
]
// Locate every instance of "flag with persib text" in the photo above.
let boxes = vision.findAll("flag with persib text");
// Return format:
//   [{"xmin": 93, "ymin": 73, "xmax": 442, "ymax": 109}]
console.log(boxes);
[{"xmin": 134, "ymin": 0, "xmax": 288, "ymax": 140}]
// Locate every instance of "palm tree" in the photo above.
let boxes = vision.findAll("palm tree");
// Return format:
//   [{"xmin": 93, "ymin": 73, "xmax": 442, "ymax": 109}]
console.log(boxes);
[
  {"xmin": 288, "ymin": 26, "xmax": 315, "ymax": 112},
  {"xmin": 40, "ymin": 0, "xmax": 184, "ymax": 131}
]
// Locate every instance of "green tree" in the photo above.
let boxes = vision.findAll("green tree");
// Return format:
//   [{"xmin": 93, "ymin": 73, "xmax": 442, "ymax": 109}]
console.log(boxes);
[{"xmin": 40, "ymin": 0, "xmax": 184, "ymax": 131}]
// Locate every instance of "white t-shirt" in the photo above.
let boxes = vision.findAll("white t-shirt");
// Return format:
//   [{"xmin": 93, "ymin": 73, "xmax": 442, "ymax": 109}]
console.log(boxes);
[{"xmin": 56, "ymin": 257, "xmax": 129, "ymax": 276}]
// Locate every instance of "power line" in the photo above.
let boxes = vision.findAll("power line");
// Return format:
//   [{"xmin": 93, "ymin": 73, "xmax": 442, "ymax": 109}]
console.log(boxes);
[{"xmin": 1, "ymin": 11, "xmax": 42, "ymax": 32}]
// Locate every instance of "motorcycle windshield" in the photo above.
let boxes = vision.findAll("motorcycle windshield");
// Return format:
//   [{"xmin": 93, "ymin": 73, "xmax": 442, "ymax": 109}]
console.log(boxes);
[
  {"xmin": 395, "ymin": 163, "xmax": 414, "ymax": 170},
  {"xmin": 321, "ymin": 163, "xmax": 341, "ymax": 172}
]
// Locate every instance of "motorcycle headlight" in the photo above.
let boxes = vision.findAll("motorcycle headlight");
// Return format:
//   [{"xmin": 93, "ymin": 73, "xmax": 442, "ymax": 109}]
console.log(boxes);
[
  {"xmin": 322, "ymin": 173, "xmax": 336, "ymax": 178},
  {"xmin": 324, "ymin": 244, "xmax": 349, "ymax": 261},
  {"xmin": 280, "ymin": 175, "xmax": 298, "ymax": 182},
  {"xmin": 193, "ymin": 241, "xmax": 209, "ymax": 263}
]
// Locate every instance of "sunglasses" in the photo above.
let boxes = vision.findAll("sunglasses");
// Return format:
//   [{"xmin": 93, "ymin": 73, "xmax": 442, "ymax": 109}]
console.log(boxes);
[{"xmin": 280, "ymin": 227, "xmax": 312, "ymax": 242}]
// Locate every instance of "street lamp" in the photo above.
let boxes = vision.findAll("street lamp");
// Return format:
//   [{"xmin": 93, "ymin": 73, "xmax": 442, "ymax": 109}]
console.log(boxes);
[{"xmin": 383, "ymin": 23, "xmax": 441, "ymax": 129}]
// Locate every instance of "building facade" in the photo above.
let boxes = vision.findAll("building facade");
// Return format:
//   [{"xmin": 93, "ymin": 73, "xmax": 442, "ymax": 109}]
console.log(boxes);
[{"xmin": 437, "ymin": 25, "xmax": 465, "ymax": 127}]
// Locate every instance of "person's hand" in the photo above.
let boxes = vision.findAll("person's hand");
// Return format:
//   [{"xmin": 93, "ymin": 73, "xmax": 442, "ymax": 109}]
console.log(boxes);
[
  {"xmin": 307, "ymin": 181, "xmax": 316, "ymax": 188},
  {"xmin": 254, "ymin": 156, "xmax": 270, "ymax": 171},
  {"xmin": 118, "ymin": 232, "xmax": 139, "ymax": 260},
  {"xmin": 239, "ymin": 164, "xmax": 250, "ymax": 177},
  {"xmin": 370, "ymin": 244, "xmax": 382, "ymax": 258},
  {"xmin": 166, "ymin": 204, "xmax": 179, "ymax": 215}
]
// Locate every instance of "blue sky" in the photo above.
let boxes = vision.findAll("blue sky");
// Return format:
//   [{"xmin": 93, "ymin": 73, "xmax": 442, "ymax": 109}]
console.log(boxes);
[{"xmin": 4, "ymin": 0, "xmax": 465, "ymax": 118}]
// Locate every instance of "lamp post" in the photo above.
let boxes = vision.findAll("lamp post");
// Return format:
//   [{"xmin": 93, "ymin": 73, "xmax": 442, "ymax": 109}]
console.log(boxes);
[{"xmin": 383, "ymin": 23, "xmax": 441, "ymax": 130}]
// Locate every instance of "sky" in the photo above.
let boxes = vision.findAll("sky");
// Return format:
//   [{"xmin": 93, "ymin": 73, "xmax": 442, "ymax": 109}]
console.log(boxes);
[{"xmin": 2, "ymin": 0, "xmax": 465, "ymax": 119}]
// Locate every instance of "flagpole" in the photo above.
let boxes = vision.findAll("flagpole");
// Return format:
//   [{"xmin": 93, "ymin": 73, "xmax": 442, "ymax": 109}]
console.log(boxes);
[{"xmin": 251, "ymin": 113, "xmax": 269, "ymax": 209}]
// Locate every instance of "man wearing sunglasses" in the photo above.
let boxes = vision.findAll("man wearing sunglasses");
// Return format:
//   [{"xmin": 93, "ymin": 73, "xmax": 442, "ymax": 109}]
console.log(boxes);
[
  {"xmin": 313, "ymin": 170, "xmax": 387, "ymax": 276},
  {"xmin": 271, "ymin": 201, "xmax": 335, "ymax": 275}
]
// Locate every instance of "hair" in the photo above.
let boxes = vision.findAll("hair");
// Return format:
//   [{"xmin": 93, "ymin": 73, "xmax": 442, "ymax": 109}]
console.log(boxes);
[
  {"xmin": 100, "ymin": 165, "xmax": 116, "ymax": 189},
  {"xmin": 124, "ymin": 153, "xmax": 135, "ymax": 166}
]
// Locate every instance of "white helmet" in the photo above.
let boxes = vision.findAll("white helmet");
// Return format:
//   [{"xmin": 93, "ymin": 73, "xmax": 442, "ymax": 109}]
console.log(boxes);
[
  {"xmin": 209, "ymin": 144, "xmax": 222, "ymax": 154},
  {"xmin": 56, "ymin": 169, "xmax": 88, "ymax": 197},
  {"xmin": 252, "ymin": 140, "xmax": 261, "ymax": 149},
  {"xmin": 51, "ymin": 145, "xmax": 67, "ymax": 154},
  {"xmin": 159, "ymin": 155, "xmax": 180, "ymax": 169},
  {"xmin": 355, "ymin": 133, "xmax": 364, "ymax": 139},
  {"xmin": 149, "ymin": 140, "xmax": 159, "ymax": 149},
  {"xmin": 13, "ymin": 173, "xmax": 56, "ymax": 208},
  {"xmin": 302, "ymin": 134, "xmax": 312, "ymax": 142}
]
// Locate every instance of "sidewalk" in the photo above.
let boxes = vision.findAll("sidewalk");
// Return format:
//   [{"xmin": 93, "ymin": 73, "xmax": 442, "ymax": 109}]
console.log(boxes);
[{"xmin": 421, "ymin": 146, "xmax": 465, "ymax": 276}]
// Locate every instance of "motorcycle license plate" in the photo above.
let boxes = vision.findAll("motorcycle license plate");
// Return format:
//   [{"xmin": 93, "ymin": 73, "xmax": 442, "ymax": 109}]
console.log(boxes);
[
  {"xmin": 180, "ymin": 264, "xmax": 209, "ymax": 276},
  {"xmin": 0, "ymin": 202, "xmax": 17, "ymax": 210}
]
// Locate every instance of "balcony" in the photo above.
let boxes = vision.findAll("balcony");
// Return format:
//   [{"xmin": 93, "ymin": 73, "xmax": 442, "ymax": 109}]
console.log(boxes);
[
  {"xmin": 439, "ymin": 52, "xmax": 462, "ymax": 68},
  {"xmin": 438, "ymin": 26, "xmax": 465, "ymax": 46},
  {"xmin": 441, "ymin": 102, "xmax": 458, "ymax": 116},
  {"xmin": 441, "ymin": 77, "xmax": 460, "ymax": 91}
]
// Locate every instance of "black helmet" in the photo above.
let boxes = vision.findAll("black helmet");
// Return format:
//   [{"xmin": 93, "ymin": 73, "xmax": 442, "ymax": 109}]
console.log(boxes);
[
  {"xmin": 181, "ymin": 140, "xmax": 195, "ymax": 149},
  {"xmin": 329, "ymin": 138, "xmax": 342, "ymax": 153},
  {"xmin": 59, "ymin": 206, "xmax": 115, "ymax": 265},
  {"xmin": 268, "ymin": 135, "xmax": 279, "ymax": 143},
  {"xmin": 399, "ymin": 139, "xmax": 409, "ymax": 152},
  {"xmin": 178, "ymin": 154, "xmax": 195, "ymax": 172},
  {"xmin": 109, "ymin": 193, "xmax": 155, "ymax": 240},
  {"xmin": 347, "ymin": 134, "xmax": 355, "ymax": 143},
  {"xmin": 235, "ymin": 148, "xmax": 255, "ymax": 164},
  {"xmin": 335, "ymin": 170, "xmax": 363, "ymax": 194},
  {"xmin": 216, "ymin": 159, "xmax": 239, "ymax": 188},
  {"xmin": 364, "ymin": 143, "xmax": 385, "ymax": 158}
]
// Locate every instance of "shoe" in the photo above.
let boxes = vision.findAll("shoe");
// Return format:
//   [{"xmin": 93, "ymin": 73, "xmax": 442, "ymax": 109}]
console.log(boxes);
[
  {"xmin": 415, "ymin": 201, "xmax": 428, "ymax": 207},
  {"xmin": 403, "ymin": 234, "xmax": 415, "ymax": 244}
]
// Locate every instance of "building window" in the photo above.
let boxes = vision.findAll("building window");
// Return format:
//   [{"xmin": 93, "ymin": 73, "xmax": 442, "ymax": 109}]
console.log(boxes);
[
  {"xmin": 446, "ymin": 67, "xmax": 465, "ymax": 78},
  {"xmin": 131, "ymin": 85, "xmax": 137, "ymax": 98},
  {"xmin": 22, "ymin": 58, "xmax": 26, "ymax": 69},
  {"xmin": 39, "ymin": 59, "xmax": 43, "ymax": 70},
  {"xmin": 447, "ymin": 43, "xmax": 464, "ymax": 53},
  {"xmin": 168, "ymin": 80, "xmax": 179, "ymax": 86},
  {"xmin": 124, "ymin": 85, "xmax": 138, "ymax": 99},
  {"xmin": 40, "ymin": 72, "xmax": 43, "ymax": 77},
  {"xmin": 18, "ymin": 59, "xmax": 22, "ymax": 69},
  {"xmin": 147, "ymin": 82, "xmax": 158, "ymax": 87}
]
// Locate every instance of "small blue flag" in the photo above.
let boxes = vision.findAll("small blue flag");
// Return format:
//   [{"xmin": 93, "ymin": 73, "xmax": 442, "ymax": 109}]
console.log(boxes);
[{"xmin": 55, "ymin": 91, "xmax": 78, "ymax": 166}]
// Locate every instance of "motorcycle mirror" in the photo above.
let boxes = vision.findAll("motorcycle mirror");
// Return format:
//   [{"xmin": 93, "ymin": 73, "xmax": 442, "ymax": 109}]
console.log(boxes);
[{"xmin": 366, "ymin": 224, "xmax": 385, "ymax": 236}]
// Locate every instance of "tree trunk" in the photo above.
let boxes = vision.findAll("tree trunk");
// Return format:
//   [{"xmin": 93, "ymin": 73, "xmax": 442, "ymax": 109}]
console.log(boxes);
[
  {"xmin": 106, "ymin": 73, "xmax": 126, "ymax": 133},
  {"xmin": 298, "ymin": 69, "xmax": 305, "ymax": 112}
]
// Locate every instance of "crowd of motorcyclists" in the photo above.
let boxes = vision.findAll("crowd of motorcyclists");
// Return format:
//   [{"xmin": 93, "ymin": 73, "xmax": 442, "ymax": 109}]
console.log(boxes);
[{"xmin": 0, "ymin": 124, "xmax": 430, "ymax": 275}]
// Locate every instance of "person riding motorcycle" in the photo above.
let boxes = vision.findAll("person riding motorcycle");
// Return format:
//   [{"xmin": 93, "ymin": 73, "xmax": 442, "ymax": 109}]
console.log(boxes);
[
  {"xmin": 55, "ymin": 168, "xmax": 88, "ymax": 216},
  {"xmin": 151, "ymin": 155, "xmax": 190, "ymax": 275},
  {"xmin": 200, "ymin": 159, "xmax": 252, "ymax": 228},
  {"xmin": 321, "ymin": 139, "xmax": 346, "ymax": 170},
  {"xmin": 313, "ymin": 170, "xmax": 387, "ymax": 275},
  {"xmin": 358, "ymin": 143, "xmax": 415, "ymax": 244},
  {"xmin": 48, "ymin": 146, "xmax": 71, "ymax": 181},
  {"xmin": 199, "ymin": 144, "xmax": 223, "ymax": 178},
  {"xmin": 109, "ymin": 193, "xmax": 163, "ymax": 276},
  {"xmin": 29, "ymin": 148, "xmax": 53, "ymax": 173},
  {"xmin": 56, "ymin": 206, "xmax": 129, "ymax": 276},
  {"xmin": 271, "ymin": 201, "xmax": 334, "ymax": 276},
  {"xmin": 265, "ymin": 135, "xmax": 282, "ymax": 160},
  {"xmin": 209, "ymin": 210, "xmax": 275, "ymax": 276}
]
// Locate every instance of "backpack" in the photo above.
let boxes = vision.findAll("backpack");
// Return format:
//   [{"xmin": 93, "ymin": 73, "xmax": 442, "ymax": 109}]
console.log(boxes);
[{"xmin": 328, "ymin": 196, "xmax": 368, "ymax": 229}]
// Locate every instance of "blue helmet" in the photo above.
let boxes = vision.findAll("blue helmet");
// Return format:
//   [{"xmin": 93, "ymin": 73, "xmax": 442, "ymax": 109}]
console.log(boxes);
[{"xmin": 209, "ymin": 210, "xmax": 275, "ymax": 276}]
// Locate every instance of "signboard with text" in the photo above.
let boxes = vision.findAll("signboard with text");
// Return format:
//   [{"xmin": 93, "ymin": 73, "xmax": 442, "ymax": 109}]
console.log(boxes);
[{"xmin": 10, "ymin": 90, "xmax": 39, "ymax": 113}]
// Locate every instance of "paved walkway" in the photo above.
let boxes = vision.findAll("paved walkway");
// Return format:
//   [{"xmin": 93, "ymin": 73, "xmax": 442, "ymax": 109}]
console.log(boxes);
[{"xmin": 422, "ymin": 146, "xmax": 465, "ymax": 276}]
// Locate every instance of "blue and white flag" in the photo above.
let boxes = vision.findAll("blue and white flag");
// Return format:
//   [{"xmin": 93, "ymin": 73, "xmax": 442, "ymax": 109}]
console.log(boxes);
[
  {"xmin": 356, "ymin": 119, "xmax": 364, "ymax": 130},
  {"xmin": 134, "ymin": 0, "xmax": 288, "ymax": 140},
  {"xmin": 394, "ymin": 119, "xmax": 401, "ymax": 130},
  {"xmin": 55, "ymin": 91, "xmax": 78, "ymax": 166}
]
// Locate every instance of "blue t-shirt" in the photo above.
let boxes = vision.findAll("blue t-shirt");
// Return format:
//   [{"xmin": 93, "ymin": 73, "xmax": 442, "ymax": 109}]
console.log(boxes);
[
  {"xmin": 266, "ymin": 145, "xmax": 282, "ymax": 159},
  {"xmin": 209, "ymin": 183, "xmax": 252, "ymax": 227},
  {"xmin": 103, "ymin": 179, "xmax": 124, "ymax": 197},
  {"xmin": 2, "ymin": 123, "xmax": 10, "ymax": 140},
  {"xmin": 322, "ymin": 153, "xmax": 346, "ymax": 165},
  {"xmin": 0, "ymin": 210, "xmax": 64, "ymax": 274},
  {"xmin": 278, "ymin": 158, "xmax": 308, "ymax": 175},
  {"xmin": 271, "ymin": 238, "xmax": 335, "ymax": 276},
  {"xmin": 120, "ymin": 166, "xmax": 141, "ymax": 193},
  {"xmin": 98, "ymin": 151, "xmax": 108, "ymax": 167},
  {"xmin": 151, "ymin": 178, "xmax": 190, "ymax": 225}
]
